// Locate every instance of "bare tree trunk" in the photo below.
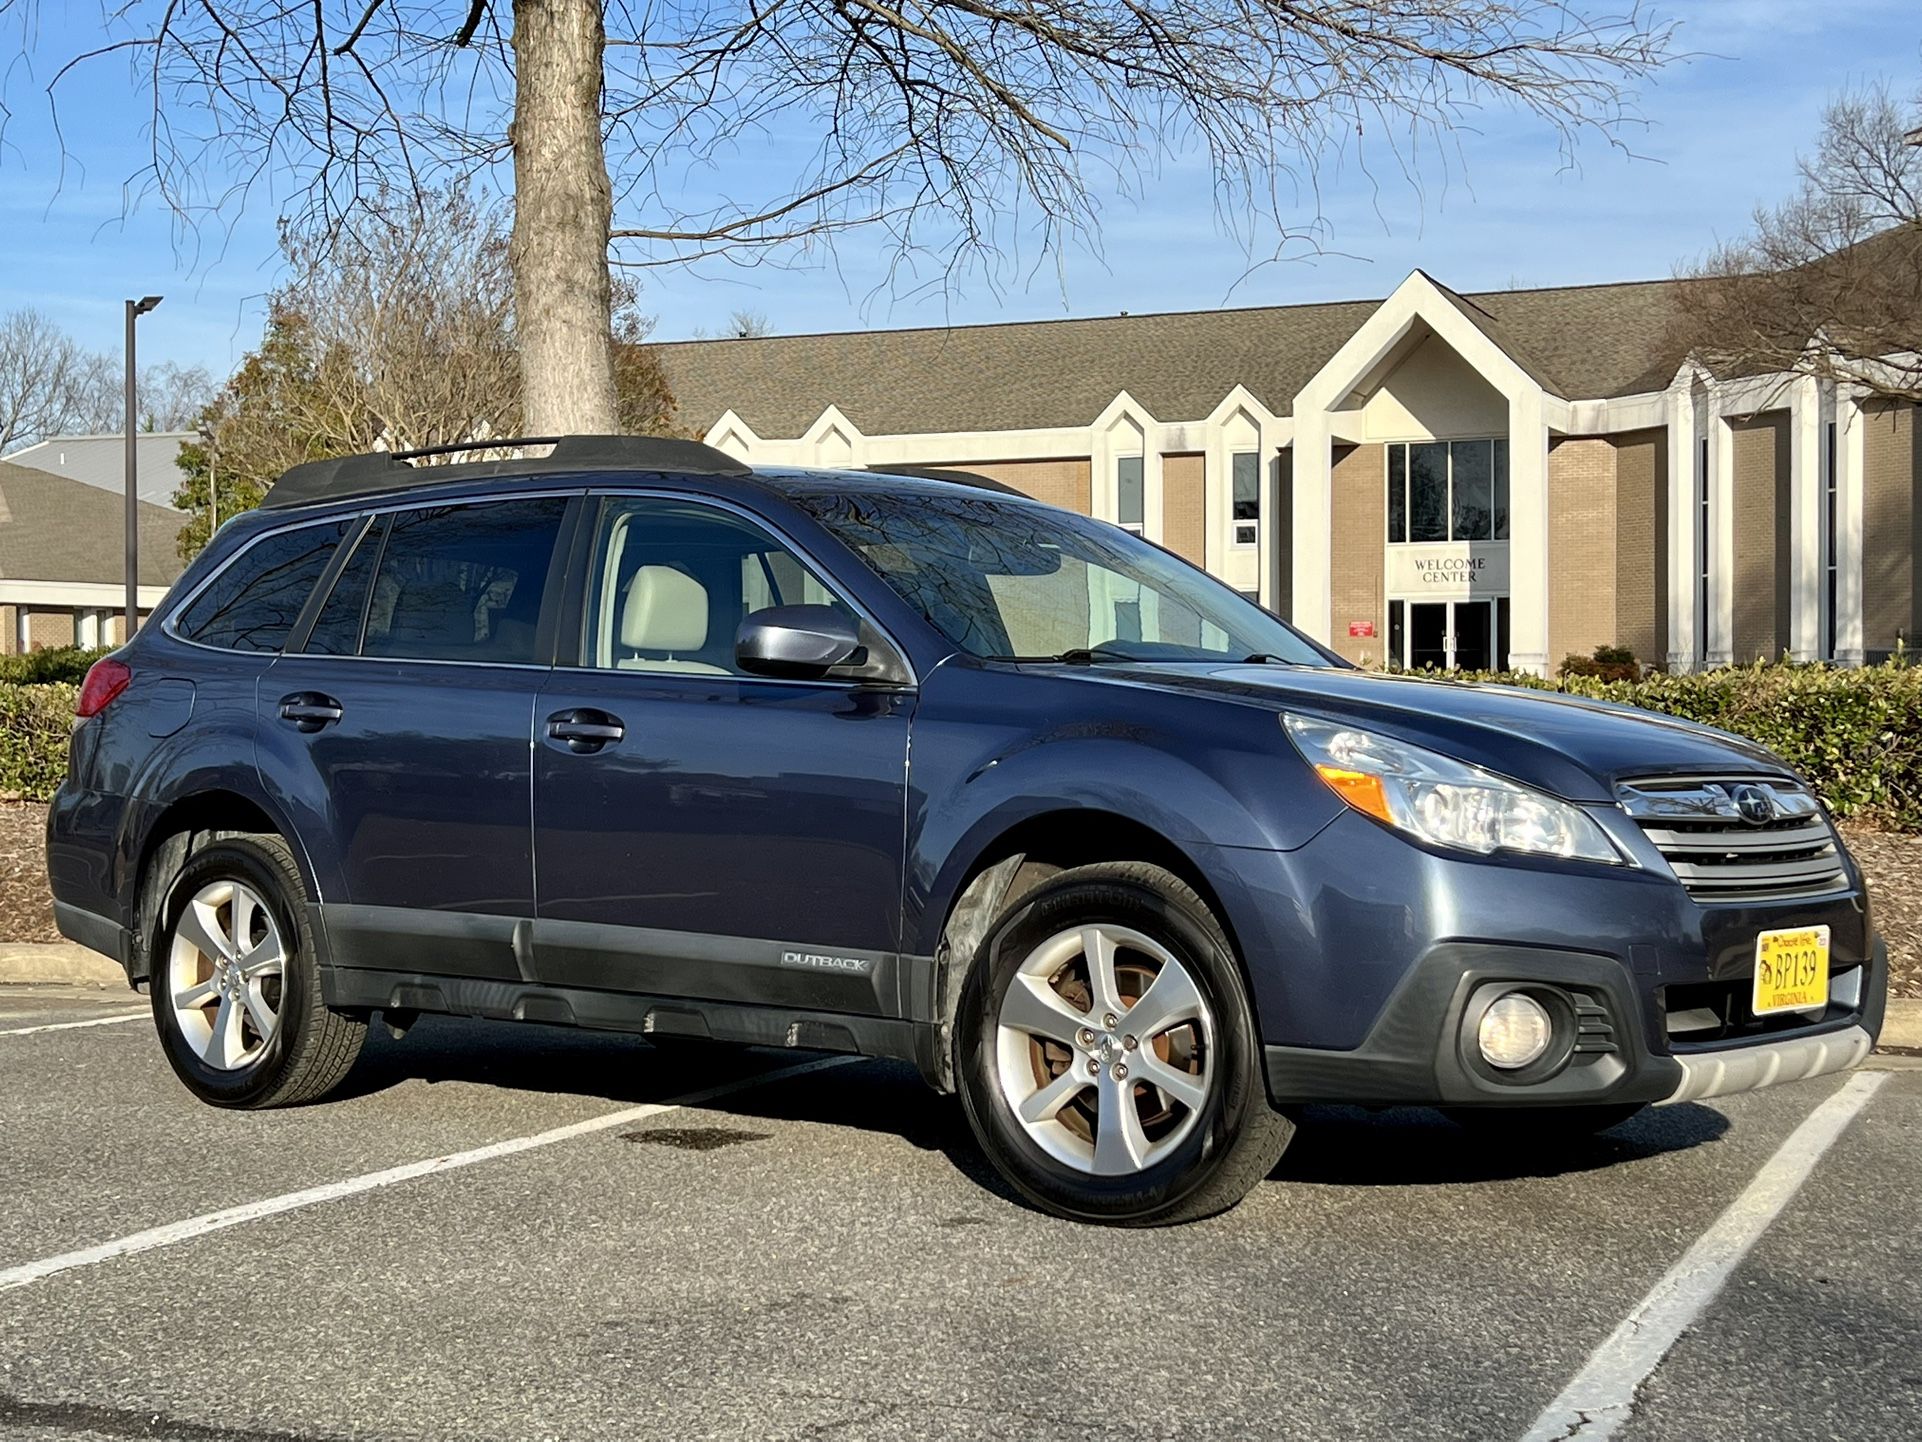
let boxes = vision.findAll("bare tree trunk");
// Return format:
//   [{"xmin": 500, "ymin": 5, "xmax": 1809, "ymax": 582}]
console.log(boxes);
[{"xmin": 511, "ymin": 0, "xmax": 618, "ymax": 434}]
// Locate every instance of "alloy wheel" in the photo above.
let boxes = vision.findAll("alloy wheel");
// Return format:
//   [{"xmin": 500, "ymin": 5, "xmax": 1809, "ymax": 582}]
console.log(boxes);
[
  {"xmin": 167, "ymin": 879, "xmax": 287, "ymax": 1071},
  {"xmin": 993, "ymin": 923, "xmax": 1215, "ymax": 1175}
]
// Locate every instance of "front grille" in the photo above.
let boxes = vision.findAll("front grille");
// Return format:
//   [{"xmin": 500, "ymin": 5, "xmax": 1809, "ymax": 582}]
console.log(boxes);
[{"xmin": 1617, "ymin": 776, "xmax": 1848, "ymax": 903}]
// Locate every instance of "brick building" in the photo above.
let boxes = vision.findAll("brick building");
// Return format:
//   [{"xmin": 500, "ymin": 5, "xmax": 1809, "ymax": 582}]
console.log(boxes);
[{"xmin": 661, "ymin": 269, "xmax": 1921, "ymax": 673}]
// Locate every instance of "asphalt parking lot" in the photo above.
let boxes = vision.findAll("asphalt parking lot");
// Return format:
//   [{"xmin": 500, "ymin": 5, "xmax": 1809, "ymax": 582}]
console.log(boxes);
[{"xmin": 1, "ymin": 986, "xmax": 1916, "ymax": 1442}]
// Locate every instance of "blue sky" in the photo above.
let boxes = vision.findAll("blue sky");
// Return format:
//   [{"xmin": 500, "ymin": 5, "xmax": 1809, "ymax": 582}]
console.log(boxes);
[{"xmin": 0, "ymin": 0, "xmax": 1916, "ymax": 377}]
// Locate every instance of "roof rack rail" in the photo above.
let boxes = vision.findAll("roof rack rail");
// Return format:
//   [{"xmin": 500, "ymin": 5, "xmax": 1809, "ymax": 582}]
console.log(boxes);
[
  {"xmin": 261, "ymin": 434, "xmax": 752, "ymax": 510},
  {"xmin": 861, "ymin": 463, "xmax": 1022, "ymax": 496}
]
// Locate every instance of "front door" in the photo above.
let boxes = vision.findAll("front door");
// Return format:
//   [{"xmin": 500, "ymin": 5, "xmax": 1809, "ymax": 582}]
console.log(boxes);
[
  {"xmin": 531, "ymin": 495, "xmax": 913, "ymax": 1017},
  {"xmin": 1397, "ymin": 599, "xmax": 1497, "ymax": 671},
  {"xmin": 261, "ymin": 495, "xmax": 571, "ymax": 981}
]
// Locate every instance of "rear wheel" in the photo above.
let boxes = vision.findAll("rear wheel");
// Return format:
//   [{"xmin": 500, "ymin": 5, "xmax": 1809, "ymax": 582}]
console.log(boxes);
[
  {"xmin": 954, "ymin": 861, "xmax": 1291, "ymax": 1225},
  {"xmin": 151, "ymin": 835, "xmax": 365, "ymax": 1108}
]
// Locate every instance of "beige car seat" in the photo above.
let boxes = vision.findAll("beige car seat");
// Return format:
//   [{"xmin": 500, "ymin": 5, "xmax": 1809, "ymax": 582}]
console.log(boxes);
[{"xmin": 616, "ymin": 565, "xmax": 730, "ymax": 674}]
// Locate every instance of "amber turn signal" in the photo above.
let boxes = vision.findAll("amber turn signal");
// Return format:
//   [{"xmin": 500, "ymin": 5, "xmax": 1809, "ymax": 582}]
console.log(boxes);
[{"xmin": 1312, "ymin": 764, "xmax": 1393, "ymax": 824}]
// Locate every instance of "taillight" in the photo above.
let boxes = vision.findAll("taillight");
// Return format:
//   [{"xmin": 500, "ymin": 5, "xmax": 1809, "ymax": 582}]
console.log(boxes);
[{"xmin": 75, "ymin": 658, "xmax": 132, "ymax": 719}]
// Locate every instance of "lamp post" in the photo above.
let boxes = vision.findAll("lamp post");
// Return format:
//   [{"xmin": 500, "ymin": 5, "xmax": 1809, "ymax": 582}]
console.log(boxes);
[{"xmin": 124, "ymin": 295, "xmax": 162, "ymax": 636}]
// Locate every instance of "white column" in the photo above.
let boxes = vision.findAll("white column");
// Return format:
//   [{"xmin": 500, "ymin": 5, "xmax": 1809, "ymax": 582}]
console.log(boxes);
[
  {"xmin": 1506, "ymin": 390, "xmax": 1552, "ymax": 676},
  {"xmin": 1816, "ymin": 384, "xmax": 1837, "ymax": 659},
  {"xmin": 1665, "ymin": 385, "xmax": 1699, "ymax": 672},
  {"xmin": 1144, "ymin": 448, "xmax": 1166, "ymax": 547},
  {"xmin": 1786, "ymin": 378, "xmax": 1824, "ymax": 661},
  {"xmin": 1707, "ymin": 413, "xmax": 1735, "ymax": 666},
  {"xmin": 77, "ymin": 608, "xmax": 101, "ymax": 649},
  {"xmin": 1835, "ymin": 391, "xmax": 1867, "ymax": 665},
  {"xmin": 1202, "ymin": 428, "xmax": 1227, "ymax": 580},
  {"xmin": 14, "ymin": 607, "xmax": 30, "ymax": 654},
  {"xmin": 1288, "ymin": 412, "xmax": 1331, "ymax": 637}
]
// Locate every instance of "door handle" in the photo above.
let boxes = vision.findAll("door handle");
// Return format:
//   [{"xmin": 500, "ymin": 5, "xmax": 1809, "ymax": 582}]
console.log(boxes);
[
  {"xmin": 279, "ymin": 692, "xmax": 344, "ymax": 732},
  {"xmin": 546, "ymin": 708, "xmax": 625, "ymax": 753}
]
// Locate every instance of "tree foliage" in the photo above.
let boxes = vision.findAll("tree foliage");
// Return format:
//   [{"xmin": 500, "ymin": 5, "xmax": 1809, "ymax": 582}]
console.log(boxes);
[
  {"xmin": 1675, "ymin": 79, "xmax": 1922, "ymax": 402},
  {"xmin": 172, "ymin": 185, "xmax": 678, "ymax": 558}
]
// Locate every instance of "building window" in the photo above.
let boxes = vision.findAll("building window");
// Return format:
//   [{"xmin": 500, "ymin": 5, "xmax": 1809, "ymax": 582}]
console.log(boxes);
[
  {"xmin": 1696, "ymin": 436, "xmax": 1710, "ymax": 660},
  {"xmin": 1384, "ymin": 440, "xmax": 1508, "ymax": 543},
  {"xmin": 1116, "ymin": 454, "xmax": 1144, "ymax": 534},
  {"xmin": 1231, "ymin": 451, "xmax": 1260, "ymax": 547},
  {"xmin": 1825, "ymin": 420, "xmax": 1838, "ymax": 659}
]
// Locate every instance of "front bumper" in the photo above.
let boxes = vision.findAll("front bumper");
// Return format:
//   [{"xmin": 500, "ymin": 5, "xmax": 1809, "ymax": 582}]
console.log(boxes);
[
  {"xmin": 1261, "ymin": 933, "xmax": 1888, "ymax": 1111},
  {"xmin": 1663, "ymin": 1024, "xmax": 1875, "ymax": 1105}
]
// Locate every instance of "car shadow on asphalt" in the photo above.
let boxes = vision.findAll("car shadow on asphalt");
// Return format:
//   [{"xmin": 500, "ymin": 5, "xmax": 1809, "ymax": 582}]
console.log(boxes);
[
  {"xmin": 332, "ymin": 1016, "xmax": 1729, "ymax": 1198},
  {"xmin": 326, "ymin": 1016, "xmax": 837, "ymax": 1106},
  {"xmin": 1271, "ymin": 1102, "xmax": 1730, "ymax": 1186}
]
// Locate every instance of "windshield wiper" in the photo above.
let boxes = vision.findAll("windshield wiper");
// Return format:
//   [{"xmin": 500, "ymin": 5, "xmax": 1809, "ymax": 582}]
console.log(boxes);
[{"xmin": 986, "ymin": 646, "xmax": 1144, "ymax": 665}]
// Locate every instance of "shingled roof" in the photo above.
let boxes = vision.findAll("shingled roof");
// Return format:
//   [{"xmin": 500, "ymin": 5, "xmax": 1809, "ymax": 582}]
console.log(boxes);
[
  {"xmin": 658, "ymin": 276, "xmax": 1695, "ymax": 439},
  {"xmin": 0, "ymin": 461, "xmax": 186, "ymax": 587}
]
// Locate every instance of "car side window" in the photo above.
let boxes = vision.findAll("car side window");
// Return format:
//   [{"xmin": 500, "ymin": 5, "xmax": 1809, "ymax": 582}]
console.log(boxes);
[
  {"xmin": 580, "ymin": 498, "xmax": 857, "ymax": 675},
  {"xmin": 355, "ymin": 497, "xmax": 567, "ymax": 664},
  {"xmin": 174, "ymin": 520, "xmax": 352, "ymax": 653},
  {"xmin": 303, "ymin": 516, "xmax": 386, "ymax": 656}
]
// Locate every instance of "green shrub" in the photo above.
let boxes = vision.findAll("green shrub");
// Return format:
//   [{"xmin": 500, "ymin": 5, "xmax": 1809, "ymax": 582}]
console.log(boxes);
[
  {"xmin": 1560, "ymin": 644, "xmax": 1640, "ymax": 682},
  {"xmin": 0, "ymin": 646, "xmax": 109, "ymax": 686},
  {"xmin": 0, "ymin": 682, "xmax": 78, "ymax": 801}
]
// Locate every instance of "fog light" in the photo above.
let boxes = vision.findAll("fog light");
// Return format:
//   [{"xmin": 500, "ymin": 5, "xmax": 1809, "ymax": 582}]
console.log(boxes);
[{"xmin": 1478, "ymin": 993, "xmax": 1552, "ymax": 1069}]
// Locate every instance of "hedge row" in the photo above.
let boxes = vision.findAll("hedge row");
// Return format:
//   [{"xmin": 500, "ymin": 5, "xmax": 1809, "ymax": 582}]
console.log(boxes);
[
  {"xmin": 0, "ymin": 682, "xmax": 79, "ymax": 802},
  {"xmin": 2, "ymin": 660, "xmax": 1918, "ymax": 828},
  {"xmin": 1414, "ymin": 660, "xmax": 1922, "ymax": 831},
  {"xmin": 0, "ymin": 645, "xmax": 106, "ymax": 686}
]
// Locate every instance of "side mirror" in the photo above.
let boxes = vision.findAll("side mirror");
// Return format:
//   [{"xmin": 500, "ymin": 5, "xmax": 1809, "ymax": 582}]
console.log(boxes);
[{"xmin": 735, "ymin": 605, "xmax": 862, "ymax": 678}]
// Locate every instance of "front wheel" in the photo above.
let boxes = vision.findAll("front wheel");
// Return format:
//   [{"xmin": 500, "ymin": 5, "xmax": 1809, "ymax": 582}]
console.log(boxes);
[
  {"xmin": 151, "ymin": 835, "xmax": 366, "ymax": 1108},
  {"xmin": 954, "ymin": 861, "xmax": 1291, "ymax": 1226}
]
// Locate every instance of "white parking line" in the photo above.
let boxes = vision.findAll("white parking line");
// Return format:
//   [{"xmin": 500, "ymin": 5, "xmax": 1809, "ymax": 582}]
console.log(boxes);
[
  {"xmin": 1520, "ymin": 1071, "xmax": 1889, "ymax": 1442},
  {"xmin": 0, "ymin": 1053, "xmax": 858, "ymax": 1293},
  {"xmin": 0, "ymin": 1013, "xmax": 147, "ymax": 1038}
]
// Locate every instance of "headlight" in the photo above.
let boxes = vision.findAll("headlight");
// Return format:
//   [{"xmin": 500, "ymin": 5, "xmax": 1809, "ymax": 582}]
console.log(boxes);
[{"xmin": 1283, "ymin": 715, "xmax": 1623, "ymax": 864}]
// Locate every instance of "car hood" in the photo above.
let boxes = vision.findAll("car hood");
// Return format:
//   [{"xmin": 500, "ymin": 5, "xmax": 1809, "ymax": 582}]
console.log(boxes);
[{"xmin": 1040, "ymin": 663, "xmax": 1790, "ymax": 803}]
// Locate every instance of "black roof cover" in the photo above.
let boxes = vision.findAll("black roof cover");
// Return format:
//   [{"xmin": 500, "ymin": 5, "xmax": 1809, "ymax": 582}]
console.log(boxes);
[{"xmin": 260, "ymin": 435, "xmax": 752, "ymax": 511}]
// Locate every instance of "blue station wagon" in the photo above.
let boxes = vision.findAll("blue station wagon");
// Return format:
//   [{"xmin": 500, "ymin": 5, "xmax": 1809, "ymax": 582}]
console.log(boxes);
[{"xmin": 47, "ymin": 436, "xmax": 1887, "ymax": 1224}]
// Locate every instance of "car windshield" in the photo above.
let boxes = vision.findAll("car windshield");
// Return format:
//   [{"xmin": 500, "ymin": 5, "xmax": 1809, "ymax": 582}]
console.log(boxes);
[{"xmin": 794, "ymin": 488, "xmax": 1332, "ymax": 666}]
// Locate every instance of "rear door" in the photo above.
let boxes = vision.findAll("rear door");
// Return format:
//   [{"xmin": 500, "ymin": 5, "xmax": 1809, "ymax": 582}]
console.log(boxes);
[
  {"xmin": 259, "ymin": 493, "xmax": 574, "ymax": 983},
  {"xmin": 530, "ymin": 493, "xmax": 914, "ymax": 1017}
]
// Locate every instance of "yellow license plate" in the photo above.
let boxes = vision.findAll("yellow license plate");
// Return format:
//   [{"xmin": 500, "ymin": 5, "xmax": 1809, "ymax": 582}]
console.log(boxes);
[{"xmin": 1753, "ymin": 926, "xmax": 1830, "ymax": 1015}]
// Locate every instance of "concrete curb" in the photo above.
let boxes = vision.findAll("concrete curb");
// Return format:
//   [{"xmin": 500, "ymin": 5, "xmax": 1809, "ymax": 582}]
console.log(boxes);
[
  {"xmin": 1882, "ymin": 997, "xmax": 1922, "ymax": 1050},
  {"xmin": 0, "ymin": 941, "xmax": 1916, "ymax": 1044},
  {"xmin": 0, "ymin": 942, "xmax": 124, "ymax": 988}
]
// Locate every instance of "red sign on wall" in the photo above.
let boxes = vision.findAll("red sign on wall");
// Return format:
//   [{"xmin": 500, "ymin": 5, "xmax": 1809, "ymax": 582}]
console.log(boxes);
[{"xmin": 1348, "ymin": 621, "xmax": 1376, "ymax": 638}]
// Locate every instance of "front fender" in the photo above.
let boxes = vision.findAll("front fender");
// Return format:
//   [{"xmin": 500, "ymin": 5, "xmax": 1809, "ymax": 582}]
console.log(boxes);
[{"xmin": 905, "ymin": 719, "xmax": 1341, "ymax": 959}]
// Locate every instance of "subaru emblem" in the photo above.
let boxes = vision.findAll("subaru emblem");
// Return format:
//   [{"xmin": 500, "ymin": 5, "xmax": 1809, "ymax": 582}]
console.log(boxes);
[{"xmin": 1731, "ymin": 784, "xmax": 1775, "ymax": 825}]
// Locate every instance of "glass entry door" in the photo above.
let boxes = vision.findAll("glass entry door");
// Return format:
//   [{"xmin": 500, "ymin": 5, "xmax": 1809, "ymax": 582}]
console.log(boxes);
[{"xmin": 1396, "ymin": 599, "xmax": 1497, "ymax": 670}]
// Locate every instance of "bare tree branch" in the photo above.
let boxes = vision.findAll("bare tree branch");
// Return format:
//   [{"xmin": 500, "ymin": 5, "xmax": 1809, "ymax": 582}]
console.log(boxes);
[{"xmin": 1674, "ymin": 78, "xmax": 1922, "ymax": 404}]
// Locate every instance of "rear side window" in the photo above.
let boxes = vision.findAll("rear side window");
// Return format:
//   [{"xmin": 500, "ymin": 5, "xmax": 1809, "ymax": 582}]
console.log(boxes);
[
  {"xmin": 359, "ymin": 498, "xmax": 567, "ymax": 664},
  {"xmin": 173, "ymin": 521, "xmax": 351, "ymax": 653},
  {"xmin": 303, "ymin": 517, "xmax": 387, "ymax": 656}
]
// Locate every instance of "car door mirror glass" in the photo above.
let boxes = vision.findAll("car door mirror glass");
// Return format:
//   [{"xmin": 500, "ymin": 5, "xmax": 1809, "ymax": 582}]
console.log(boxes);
[{"xmin": 736, "ymin": 605, "xmax": 862, "ymax": 677}]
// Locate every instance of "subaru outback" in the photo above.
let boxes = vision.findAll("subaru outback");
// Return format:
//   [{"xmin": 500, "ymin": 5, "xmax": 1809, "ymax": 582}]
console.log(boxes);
[{"xmin": 47, "ymin": 436, "xmax": 1887, "ymax": 1224}]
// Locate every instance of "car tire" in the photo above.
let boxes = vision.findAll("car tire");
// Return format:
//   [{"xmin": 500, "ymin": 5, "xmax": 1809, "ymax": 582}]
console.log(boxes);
[
  {"xmin": 150, "ymin": 834, "xmax": 366, "ymax": 1108},
  {"xmin": 954, "ymin": 861, "xmax": 1292, "ymax": 1226},
  {"xmin": 1444, "ymin": 1102, "xmax": 1646, "ymax": 1138}
]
